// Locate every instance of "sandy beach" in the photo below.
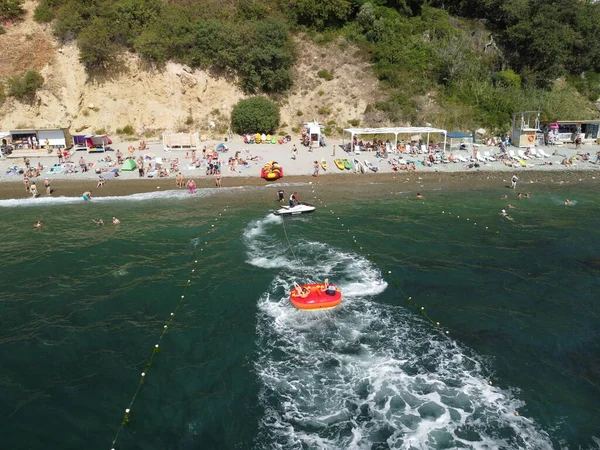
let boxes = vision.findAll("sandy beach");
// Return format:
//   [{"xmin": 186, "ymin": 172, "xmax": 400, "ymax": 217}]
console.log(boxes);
[{"xmin": 1, "ymin": 136, "xmax": 599, "ymax": 200}]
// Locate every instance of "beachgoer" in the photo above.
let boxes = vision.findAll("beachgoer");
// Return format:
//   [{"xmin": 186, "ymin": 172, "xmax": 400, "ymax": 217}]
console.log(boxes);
[
  {"xmin": 508, "ymin": 204, "xmax": 516, "ymax": 209},
  {"xmin": 293, "ymin": 282, "xmax": 310, "ymax": 298},
  {"xmin": 94, "ymin": 219, "xmax": 104, "ymax": 225},
  {"xmin": 187, "ymin": 179, "xmax": 196, "ymax": 194},
  {"xmin": 97, "ymin": 176, "xmax": 106, "ymax": 188},
  {"xmin": 321, "ymin": 278, "xmax": 337, "ymax": 296},
  {"xmin": 524, "ymin": 193, "xmax": 530, "ymax": 198},
  {"xmin": 57, "ymin": 148, "xmax": 63, "ymax": 164},
  {"xmin": 416, "ymin": 193, "xmax": 423, "ymax": 199},
  {"xmin": 277, "ymin": 190, "xmax": 285, "ymax": 202},
  {"xmin": 30, "ymin": 183, "xmax": 38, "ymax": 198},
  {"xmin": 511, "ymin": 175, "xmax": 518, "ymax": 189},
  {"xmin": 313, "ymin": 161, "xmax": 319, "ymax": 177},
  {"xmin": 112, "ymin": 217, "xmax": 120, "ymax": 225},
  {"xmin": 215, "ymin": 171, "xmax": 222, "ymax": 188},
  {"xmin": 24, "ymin": 157, "xmax": 30, "ymax": 169},
  {"xmin": 34, "ymin": 220, "xmax": 42, "ymax": 228},
  {"xmin": 44, "ymin": 178, "xmax": 52, "ymax": 195},
  {"xmin": 82, "ymin": 191, "xmax": 92, "ymax": 201},
  {"xmin": 501, "ymin": 194, "xmax": 508, "ymax": 199},
  {"xmin": 565, "ymin": 199, "xmax": 571, "ymax": 206},
  {"xmin": 289, "ymin": 192, "xmax": 300, "ymax": 208},
  {"xmin": 23, "ymin": 173, "xmax": 30, "ymax": 192},
  {"xmin": 500, "ymin": 209, "xmax": 508, "ymax": 217},
  {"xmin": 517, "ymin": 192, "xmax": 523, "ymax": 199}
]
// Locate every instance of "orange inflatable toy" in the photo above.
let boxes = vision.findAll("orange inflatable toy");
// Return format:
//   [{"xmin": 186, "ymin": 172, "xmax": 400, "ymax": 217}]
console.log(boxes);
[
  {"xmin": 290, "ymin": 283, "xmax": 342, "ymax": 310},
  {"xmin": 261, "ymin": 161, "xmax": 284, "ymax": 180}
]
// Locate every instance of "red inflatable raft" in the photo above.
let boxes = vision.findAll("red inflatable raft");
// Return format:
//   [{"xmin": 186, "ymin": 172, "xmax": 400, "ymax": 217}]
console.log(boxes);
[{"xmin": 290, "ymin": 283, "xmax": 342, "ymax": 310}]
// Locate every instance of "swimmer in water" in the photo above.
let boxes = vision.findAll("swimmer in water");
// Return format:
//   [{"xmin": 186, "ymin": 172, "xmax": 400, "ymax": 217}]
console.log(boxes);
[
  {"xmin": 500, "ymin": 209, "xmax": 514, "ymax": 221},
  {"xmin": 94, "ymin": 219, "xmax": 104, "ymax": 225},
  {"xmin": 34, "ymin": 220, "xmax": 42, "ymax": 228},
  {"xmin": 508, "ymin": 204, "xmax": 516, "ymax": 209},
  {"xmin": 501, "ymin": 194, "xmax": 508, "ymax": 199},
  {"xmin": 416, "ymin": 193, "xmax": 423, "ymax": 199},
  {"xmin": 565, "ymin": 199, "xmax": 571, "ymax": 206},
  {"xmin": 82, "ymin": 191, "xmax": 92, "ymax": 201},
  {"xmin": 112, "ymin": 217, "xmax": 120, "ymax": 225}
]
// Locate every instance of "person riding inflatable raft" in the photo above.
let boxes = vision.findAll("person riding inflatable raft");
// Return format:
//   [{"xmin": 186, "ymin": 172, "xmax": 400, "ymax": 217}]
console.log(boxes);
[
  {"xmin": 290, "ymin": 279, "xmax": 342, "ymax": 310},
  {"xmin": 261, "ymin": 161, "xmax": 284, "ymax": 180}
]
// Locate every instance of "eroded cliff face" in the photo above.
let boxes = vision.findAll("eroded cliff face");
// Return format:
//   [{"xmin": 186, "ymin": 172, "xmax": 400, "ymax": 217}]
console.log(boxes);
[{"xmin": 0, "ymin": 1, "xmax": 381, "ymax": 138}]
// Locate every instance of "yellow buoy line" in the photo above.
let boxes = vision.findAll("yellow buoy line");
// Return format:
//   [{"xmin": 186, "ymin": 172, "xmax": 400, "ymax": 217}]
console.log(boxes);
[
  {"xmin": 307, "ymin": 184, "xmax": 520, "ymax": 410},
  {"xmin": 109, "ymin": 206, "xmax": 229, "ymax": 450},
  {"xmin": 307, "ymin": 184, "xmax": 506, "ymax": 332},
  {"xmin": 307, "ymin": 185, "xmax": 446, "ymax": 331}
]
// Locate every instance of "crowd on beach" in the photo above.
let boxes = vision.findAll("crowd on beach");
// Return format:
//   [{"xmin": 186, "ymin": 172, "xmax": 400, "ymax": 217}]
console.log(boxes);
[{"xmin": 339, "ymin": 135, "xmax": 600, "ymax": 172}]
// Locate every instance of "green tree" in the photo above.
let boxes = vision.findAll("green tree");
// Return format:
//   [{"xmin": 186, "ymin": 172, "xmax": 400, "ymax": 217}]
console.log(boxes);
[
  {"xmin": 78, "ymin": 17, "xmax": 119, "ymax": 70},
  {"xmin": 238, "ymin": 20, "xmax": 295, "ymax": 93},
  {"xmin": 7, "ymin": 70, "xmax": 44, "ymax": 101},
  {"xmin": 134, "ymin": 6, "xmax": 194, "ymax": 64},
  {"xmin": 53, "ymin": 0, "xmax": 101, "ymax": 41},
  {"xmin": 110, "ymin": 0, "xmax": 163, "ymax": 47},
  {"xmin": 231, "ymin": 97, "xmax": 280, "ymax": 134},
  {"xmin": 290, "ymin": 0, "xmax": 353, "ymax": 30}
]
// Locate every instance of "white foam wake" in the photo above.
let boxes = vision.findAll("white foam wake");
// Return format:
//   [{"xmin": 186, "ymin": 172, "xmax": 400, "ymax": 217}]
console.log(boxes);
[
  {"xmin": 244, "ymin": 214, "xmax": 552, "ymax": 449},
  {"xmin": 0, "ymin": 188, "xmax": 219, "ymax": 207}
]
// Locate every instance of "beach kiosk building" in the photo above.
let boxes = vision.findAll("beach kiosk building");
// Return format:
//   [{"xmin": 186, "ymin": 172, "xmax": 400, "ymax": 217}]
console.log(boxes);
[
  {"xmin": 9, "ymin": 128, "xmax": 72, "ymax": 150},
  {"xmin": 540, "ymin": 120, "xmax": 600, "ymax": 144},
  {"xmin": 511, "ymin": 111, "xmax": 541, "ymax": 147},
  {"xmin": 304, "ymin": 121, "xmax": 323, "ymax": 148}
]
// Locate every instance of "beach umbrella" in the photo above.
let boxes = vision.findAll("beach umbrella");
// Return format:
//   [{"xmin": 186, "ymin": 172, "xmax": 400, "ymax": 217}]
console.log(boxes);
[{"xmin": 216, "ymin": 143, "xmax": 227, "ymax": 151}]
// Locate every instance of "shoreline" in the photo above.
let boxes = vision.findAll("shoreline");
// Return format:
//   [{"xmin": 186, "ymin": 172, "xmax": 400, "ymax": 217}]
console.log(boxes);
[{"xmin": 1, "ymin": 170, "xmax": 597, "ymax": 200}]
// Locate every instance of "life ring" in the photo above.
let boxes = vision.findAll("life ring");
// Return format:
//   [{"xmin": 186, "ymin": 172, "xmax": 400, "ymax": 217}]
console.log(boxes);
[{"xmin": 527, "ymin": 135, "xmax": 535, "ymax": 143}]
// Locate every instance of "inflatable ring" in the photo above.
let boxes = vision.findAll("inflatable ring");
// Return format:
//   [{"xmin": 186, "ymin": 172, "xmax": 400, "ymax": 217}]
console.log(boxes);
[{"xmin": 528, "ymin": 135, "xmax": 535, "ymax": 143}]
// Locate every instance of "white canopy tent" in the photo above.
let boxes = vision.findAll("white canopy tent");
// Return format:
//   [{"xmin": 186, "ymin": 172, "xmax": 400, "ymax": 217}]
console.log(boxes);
[{"xmin": 343, "ymin": 127, "xmax": 447, "ymax": 152}]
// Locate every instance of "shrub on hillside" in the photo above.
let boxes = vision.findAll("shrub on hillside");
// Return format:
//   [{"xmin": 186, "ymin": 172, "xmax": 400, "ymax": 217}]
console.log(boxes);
[
  {"xmin": 317, "ymin": 69, "xmax": 334, "ymax": 81},
  {"xmin": 78, "ymin": 17, "xmax": 119, "ymax": 70},
  {"xmin": 116, "ymin": 124, "xmax": 135, "ymax": 135},
  {"xmin": 231, "ymin": 97, "xmax": 280, "ymax": 134},
  {"xmin": 290, "ymin": 0, "xmax": 353, "ymax": 30},
  {"xmin": 0, "ymin": 0, "xmax": 24, "ymax": 21},
  {"xmin": 7, "ymin": 70, "xmax": 44, "ymax": 101},
  {"xmin": 33, "ymin": 3, "xmax": 54, "ymax": 23}
]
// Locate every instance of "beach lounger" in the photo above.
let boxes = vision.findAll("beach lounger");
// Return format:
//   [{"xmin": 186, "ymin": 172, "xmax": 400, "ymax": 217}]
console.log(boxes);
[
  {"xmin": 538, "ymin": 149, "xmax": 551, "ymax": 158},
  {"xmin": 483, "ymin": 151, "xmax": 496, "ymax": 162},
  {"xmin": 508, "ymin": 150, "xmax": 519, "ymax": 160},
  {"xmin": 456, "ymin": 154, "xmax": 468, "ymax": 163},
  {"xmin": 476, "ymin": 154, "xmax": 487, "ymax": 163},
  {"xmin": 517, "ymin": 149, "xmax": 530, "ymax": 160},
  {"xmin": 529, "ymin": 148, "xmax": 543, "ymax": 159}
]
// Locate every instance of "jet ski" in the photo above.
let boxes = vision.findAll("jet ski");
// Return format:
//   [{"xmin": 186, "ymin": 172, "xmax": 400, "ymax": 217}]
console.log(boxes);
[{"xmin": 273, "ymin": 202, "xmax": 316, "ymax": 216}]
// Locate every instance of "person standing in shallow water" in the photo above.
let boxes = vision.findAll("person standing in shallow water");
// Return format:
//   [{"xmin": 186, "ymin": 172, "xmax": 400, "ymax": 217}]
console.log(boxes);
[{"xmin": 511, "ymin": 175, "xmax": 518, "ymax": 189}]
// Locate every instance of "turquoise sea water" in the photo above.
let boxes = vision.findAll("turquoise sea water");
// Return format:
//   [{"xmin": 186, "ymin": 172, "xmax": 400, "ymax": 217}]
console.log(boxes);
[{"xmin": 0, "ymin": 181, "xmax": 599, "ymax": 449}]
